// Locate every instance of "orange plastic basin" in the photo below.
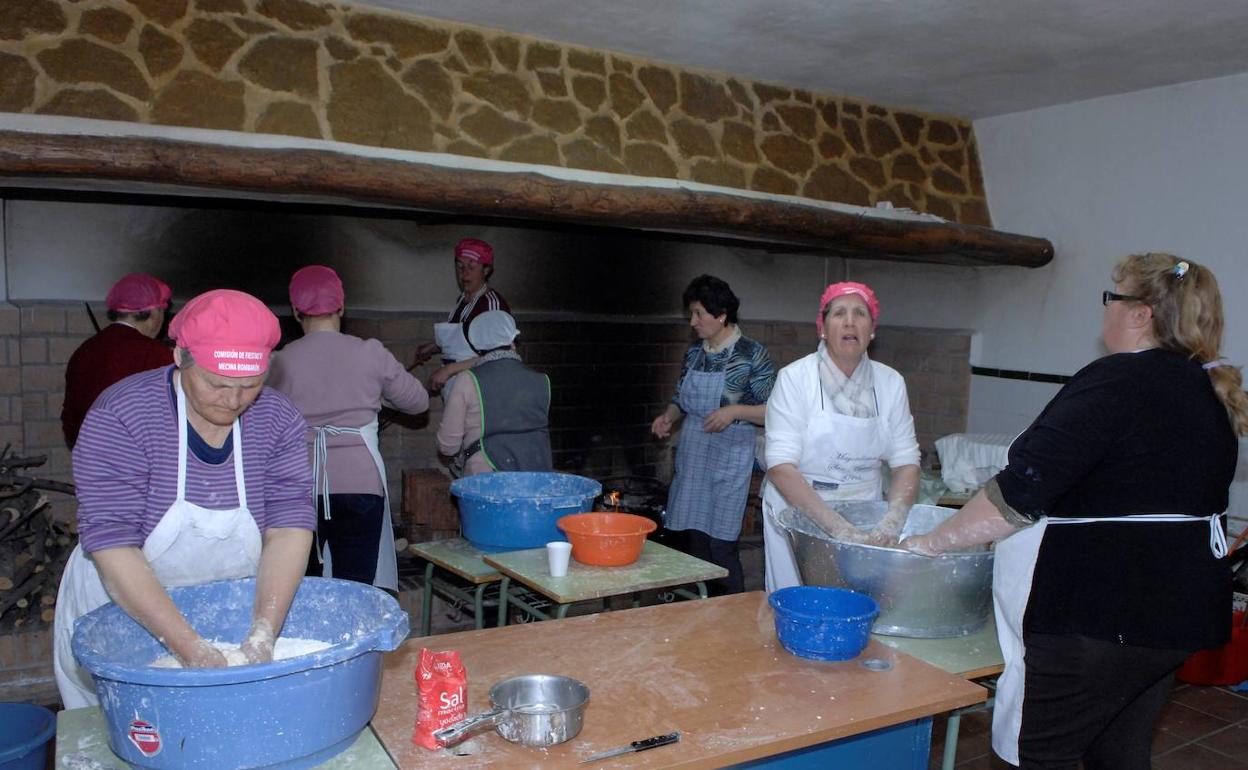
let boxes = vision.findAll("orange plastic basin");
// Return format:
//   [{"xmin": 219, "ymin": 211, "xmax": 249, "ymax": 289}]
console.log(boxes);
[{"xmin": 556, "ymin": 512, "xmax": 657, "ymax": 567}]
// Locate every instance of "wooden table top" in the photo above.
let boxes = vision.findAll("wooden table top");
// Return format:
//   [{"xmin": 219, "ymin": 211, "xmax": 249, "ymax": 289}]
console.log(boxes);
[
  {"xmin": 409, "ymin": 538, "xmax": 501, "ymax": 583},
  {"xmin": 372, "ymin": 591, "xmax": 986, "ymax": 769},
  {"xmin": 872, "ymin": 613, "xmax": 1004, "ymax": 680},
  {"xmin": 481, "ymin": 540, "xmax": 727, "ymax": 604}
]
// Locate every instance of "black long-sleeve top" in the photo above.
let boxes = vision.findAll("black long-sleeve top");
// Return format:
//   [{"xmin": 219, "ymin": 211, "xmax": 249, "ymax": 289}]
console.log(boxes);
[{"xmin": 997, "ymin": 348, "xmax": 1236, "ymax": 650}]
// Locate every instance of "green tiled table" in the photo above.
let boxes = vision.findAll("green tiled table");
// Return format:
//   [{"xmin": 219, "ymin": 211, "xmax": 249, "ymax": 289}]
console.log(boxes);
[
  {"xmin": 408, "ymin": 537, "xmax": 502, "ymax": 636},
  {"xmin": 482, "ymin": 540, "xmax": 728, "ymax": 625},
  {"xmin": 874, "ymin": 614, "xmax": 1004, "ymax": 770},
  {"xmin": 55, "ymin": 707, "xmax": 395, "ymax": 769}
]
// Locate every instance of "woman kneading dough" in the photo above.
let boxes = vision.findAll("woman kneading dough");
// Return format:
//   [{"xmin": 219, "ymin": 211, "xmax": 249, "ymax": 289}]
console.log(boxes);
[
  {"xmin": 53, "ymin": 290, "xmax": 315, "ymax": 708},
  {"xmin": 762, "ymin": 281, "xmax": 921, "ymax": 592}
]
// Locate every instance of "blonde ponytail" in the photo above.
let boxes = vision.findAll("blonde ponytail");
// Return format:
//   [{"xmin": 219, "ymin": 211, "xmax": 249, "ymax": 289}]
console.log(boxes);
[
  {"xmin": 1113, "ymin": 253, "xmax": 1248, "ymax": 435},
  {"xmin": 1208, "ymin": 365, "xmax": 1248, "ymax": 436}
]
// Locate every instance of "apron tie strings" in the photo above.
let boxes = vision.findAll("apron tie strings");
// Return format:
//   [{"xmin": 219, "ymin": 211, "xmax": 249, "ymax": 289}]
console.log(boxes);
[
  {"xmin": 310, "ymin": 425, "xmax": 365, "ymax": 522},
  {"xmin": 1047, "ymin": 513, "xmax": 1227, "ymax": 558}
]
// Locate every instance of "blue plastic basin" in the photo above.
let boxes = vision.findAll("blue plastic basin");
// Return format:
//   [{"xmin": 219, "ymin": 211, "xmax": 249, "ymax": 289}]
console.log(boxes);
[
  {"xmin": 451, "ymin": 471, "xmax": 601, "ymax": 552},
  {"xmin": 769, "ymin": 586, "xmax": 880, "ymax": 661},
  {"xmin": 72, "ymin": 577, "xmax": 409, "ymax": 770},
  {"xmin": 0, "ymin": 703, "xmax": 54, "ymax": 770}
]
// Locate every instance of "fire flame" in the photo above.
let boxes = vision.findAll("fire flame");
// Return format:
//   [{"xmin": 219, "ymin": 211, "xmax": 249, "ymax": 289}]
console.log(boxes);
[{"xmin": 604, "ymin": 491, "xmax": 621, "ymax": 509}]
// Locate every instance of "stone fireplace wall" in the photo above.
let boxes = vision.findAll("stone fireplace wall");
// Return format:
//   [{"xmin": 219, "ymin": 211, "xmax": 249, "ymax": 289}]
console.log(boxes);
[
  {"xmin": 9, "ymin": 302, "xmax": 970, "ymax": 503},
  {"xmin": 0, "ymin": 0, "xmax": 989, "ymax": 225}
]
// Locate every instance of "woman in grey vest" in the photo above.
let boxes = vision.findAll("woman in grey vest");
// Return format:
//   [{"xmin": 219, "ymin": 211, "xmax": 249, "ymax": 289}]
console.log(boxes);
[{"xmin": 436, "ymin": 310, "xmax": 552, "ymax": 474}]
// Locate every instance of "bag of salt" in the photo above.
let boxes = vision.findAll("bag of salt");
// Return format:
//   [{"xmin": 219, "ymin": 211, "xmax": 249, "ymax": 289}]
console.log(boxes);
[{"xmin": 413, "ymin": 648, "xmax": 468, "ymax": 750}]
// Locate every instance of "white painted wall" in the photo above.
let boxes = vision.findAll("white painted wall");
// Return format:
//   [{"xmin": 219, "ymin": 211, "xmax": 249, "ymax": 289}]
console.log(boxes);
[
  {"xmin": 968, "ymin": 71, "xmax": 1248, "ymax": 528},
  {"xmin": 960, "ymin": 71, "xmax": 1248, "ymax": 427}
]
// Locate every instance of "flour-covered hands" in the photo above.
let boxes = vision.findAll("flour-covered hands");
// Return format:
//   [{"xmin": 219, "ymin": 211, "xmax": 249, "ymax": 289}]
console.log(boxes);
[
  {"xmin": 180, "ymin": 637, "xmax": 229, "ymax": 668},
  {"xmin": 807, "ymin": 505, "xmax": 874, "ymax": 544},
  {"xmin": 240, "ymin": 618, "xmax": 276, "ymax": 665}
]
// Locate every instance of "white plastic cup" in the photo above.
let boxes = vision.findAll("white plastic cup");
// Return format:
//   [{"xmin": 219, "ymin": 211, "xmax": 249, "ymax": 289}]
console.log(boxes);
[{"xmin": 546, "ymin": 541, "xmax": 573, "ymax": 577}]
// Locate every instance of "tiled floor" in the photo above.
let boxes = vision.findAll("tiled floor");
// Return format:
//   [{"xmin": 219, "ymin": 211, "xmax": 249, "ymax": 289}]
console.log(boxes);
[{"xmin": 929, "ymin": 682, "xmax": 1248, "ymax": 768}]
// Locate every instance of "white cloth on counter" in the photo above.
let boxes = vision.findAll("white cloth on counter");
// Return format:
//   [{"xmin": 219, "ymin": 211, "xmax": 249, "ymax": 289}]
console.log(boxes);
[{"xmin": 935, "ymin": 432, "xmax": 1015, "ymax": 494}]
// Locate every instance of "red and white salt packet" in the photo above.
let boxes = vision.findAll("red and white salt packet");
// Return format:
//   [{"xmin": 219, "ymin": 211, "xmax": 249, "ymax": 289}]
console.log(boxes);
[{"xmin": 413, "ymin": 648, "xmax": 468, "ymax": 750}]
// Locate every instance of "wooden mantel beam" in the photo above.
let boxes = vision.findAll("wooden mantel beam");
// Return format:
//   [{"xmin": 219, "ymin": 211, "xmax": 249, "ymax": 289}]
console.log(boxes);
[{"xmin": 0, "ymin": 130, "xmax": 1052, "ymax": 268}]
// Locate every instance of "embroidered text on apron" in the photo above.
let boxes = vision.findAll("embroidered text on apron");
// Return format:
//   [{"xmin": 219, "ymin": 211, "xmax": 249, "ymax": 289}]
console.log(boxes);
[
  {"xmin": 310, "ymin": 419, "xmax": 398, "ymax": 592},
  {"xmin": 762, "ymin": 361, "xmax": 888, "ymax": 592},
  {"xmin": 53, "ymin": 374, "xmax": 262, "ymax": 708},
  {"xmin": 665, "ymin": 347, "xmax": 757, "ymax": 541},
  {"xmin": 991, "ymin": 512, "xmax": 1227, "ymax": 765}
]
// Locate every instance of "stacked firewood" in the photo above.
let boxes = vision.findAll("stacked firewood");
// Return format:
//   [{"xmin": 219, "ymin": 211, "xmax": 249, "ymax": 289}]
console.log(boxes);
[{"xmin": 0, "ymin": 449, "xmax": 76, "ymax": 630}]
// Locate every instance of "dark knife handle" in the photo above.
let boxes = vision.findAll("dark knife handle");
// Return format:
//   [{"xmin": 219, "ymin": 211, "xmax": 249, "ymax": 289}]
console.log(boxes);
[{"xmin": 631, "ymin": 732, "xmax": 680, "ymax": 752}]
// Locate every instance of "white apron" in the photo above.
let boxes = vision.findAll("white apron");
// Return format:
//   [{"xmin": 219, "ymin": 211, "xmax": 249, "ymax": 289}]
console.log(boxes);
[
  {"xmin": 310, "ymin": 419, "xmax": 398, "ymax": 591},
  {"xmin": 991, "ymin": 513, "xmax": 1227, "ymax": 765},
  {"xmin": 53, "ymin": 374, "xmax": 262, "ymax": 708},
  {"xmin": 762, "ymin": 387, "xmax": 888, "ymax": 592}
]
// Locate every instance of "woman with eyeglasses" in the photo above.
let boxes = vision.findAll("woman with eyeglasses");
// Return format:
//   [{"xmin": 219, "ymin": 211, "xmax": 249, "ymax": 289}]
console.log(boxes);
[{"xmin": 905, "ymin": 253, "xmax": 1248, "ymax": 769}]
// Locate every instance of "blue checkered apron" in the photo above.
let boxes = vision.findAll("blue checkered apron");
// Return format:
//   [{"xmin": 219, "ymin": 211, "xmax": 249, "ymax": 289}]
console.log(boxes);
[{"xmin": 665, "ymin": 352, "xmax": 756, "ymax": 540}]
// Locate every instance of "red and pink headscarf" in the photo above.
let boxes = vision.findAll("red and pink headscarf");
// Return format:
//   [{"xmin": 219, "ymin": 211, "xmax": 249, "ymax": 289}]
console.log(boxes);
[
  {"xmin": 455, "ymin": 238, "xmax": 494, "ymax": 266},
  {"xmin": 816, "ymin": 281, "xmax": 879, "ymax": 336}
]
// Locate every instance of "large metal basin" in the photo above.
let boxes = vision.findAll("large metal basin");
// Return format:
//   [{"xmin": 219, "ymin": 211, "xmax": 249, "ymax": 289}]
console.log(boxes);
[{"xmin": 775, "ymin": 502, "xmax": 993, "ymax": 638}]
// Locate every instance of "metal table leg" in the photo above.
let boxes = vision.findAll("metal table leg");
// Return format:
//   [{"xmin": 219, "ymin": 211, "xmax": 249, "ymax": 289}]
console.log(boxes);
[
  {"xmin": 671, "ymin": 582, "xmax": 710, "ymax": 601},
  {"xmin": 472, "ymin": 583, "xmax": 488, "ymax": 629},
  {"xmin": 941, "ymin": 682, "xmax": 996, "ymax": 770},
  {"xmin": 941, "ymin": 710, "xmax": 963, "ymax": 770},
  {"xmin": 496, "ymin": 576, "xmax": 511, "ymax": 628},
  {"xmin": 420, "ymin": 561, "xmax": 434, "ymax": 637}
]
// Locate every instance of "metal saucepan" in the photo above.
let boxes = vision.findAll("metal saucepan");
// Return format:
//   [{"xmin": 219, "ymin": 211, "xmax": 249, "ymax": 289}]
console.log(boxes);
[{"xmin": 434, "ymin": 674, "xmax": 590, "ymax": 748}]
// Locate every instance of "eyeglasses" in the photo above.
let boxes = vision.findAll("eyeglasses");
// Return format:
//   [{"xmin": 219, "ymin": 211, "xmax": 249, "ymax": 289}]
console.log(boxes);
[{"xmin": 1102, "ymin": 290, "xmax": 1143, "ymax": 307}]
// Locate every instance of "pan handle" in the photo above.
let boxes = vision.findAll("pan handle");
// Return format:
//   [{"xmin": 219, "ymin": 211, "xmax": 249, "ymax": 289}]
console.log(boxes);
[{"xmin": 434, "ymin": 707, "xmax": 509, "ymax": 747}]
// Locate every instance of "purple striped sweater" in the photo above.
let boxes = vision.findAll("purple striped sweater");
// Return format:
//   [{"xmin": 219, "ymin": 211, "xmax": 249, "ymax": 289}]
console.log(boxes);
[{"xmin": 73, "ymin": 366, "xmax": 315, "ymax": 553}]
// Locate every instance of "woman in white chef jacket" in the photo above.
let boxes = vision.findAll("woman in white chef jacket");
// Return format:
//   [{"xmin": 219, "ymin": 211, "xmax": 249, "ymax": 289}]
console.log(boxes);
[
  {"xmin": 763, "ymin": 281, "xmax": 921, "ymax": 591},
  {"xmin": 905, "ymin": 253, "xmax": 1247, "ymax": 769}
]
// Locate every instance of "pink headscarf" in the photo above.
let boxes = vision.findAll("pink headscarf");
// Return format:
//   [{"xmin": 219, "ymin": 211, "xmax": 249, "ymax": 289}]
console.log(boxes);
[
  {"xmin": 816, "ymin": 281, "xmax": 879, "ymax": 336},
  {"xmin": 455, "ymin": 238, "xmax": 494, "ymax": 266},
  {"xmin": 105, "ymin": 273, "xmax": 170, "ymax": 313},
  {"xmin": 289, "ymin": 265, "xmax": 344, "ymax": 315},
  {"xmin": 170, "ymin": 289, "xmax": 280, "ymax": 378}
]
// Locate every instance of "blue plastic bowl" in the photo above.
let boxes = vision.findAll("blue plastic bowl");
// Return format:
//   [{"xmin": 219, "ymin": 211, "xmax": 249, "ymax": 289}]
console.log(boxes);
[
  {"xmin": 0, "ymin": 703, "xmax": 55, "ymax": 770},
  {"xmin": 451, "ymin": 471, "xmax": 601, "ymax": 552},
  {"xmin": 769, "ymin": 586, "xmax": 880, "ymax": 661},
  {"xmin": 72, "ymin": 577, "xmax": 409, "ymax": 770}
]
